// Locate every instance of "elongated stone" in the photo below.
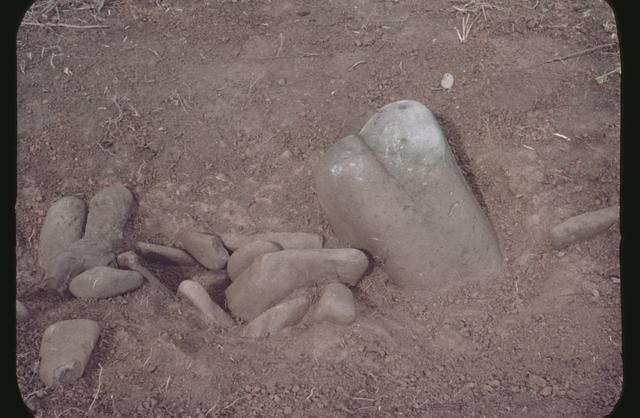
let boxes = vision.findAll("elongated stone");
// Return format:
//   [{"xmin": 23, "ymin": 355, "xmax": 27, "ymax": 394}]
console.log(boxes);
[
  {"xmin": 227, "ymin": 240, "xmax": 282, "ymax": 281},
  {"xmin": 314, "ymin": 100, "xmax": 502, "ymax": 290},
  {"xmin": 135, "ymin": 242, "xmax": 197, "ymax": 265},
  {"xmin": 225, "ymin": 248, "xmax": 368, "ymax": 320},
  {"xmin": 38, "ymin": 196, "xmax": 87, "ymax": 274},
  {"xmin": 241, "ymin": 295, "xmax": 310, "ymax": 338},
  {"xmin": 39, "ymin": 319, "xmax": 100, "ymax": 387},
  {"xmin": 178, "ymin": 231, "xmax": 229, "ymax": 270},
  {"xmin": 550, "ymin": 205, "xmax": 619, "ymax": 249},
  {"xmin": 177, "ymin": 280, "xmax": 235, "ymax": 328},
  {"xmin": 69, "ymin": 266, "xmax": 143, "ymax": 299},
  {"xmin": 220, "ymin": 232, "xmax": 323, "ymax": 251},
  {"xmin": 83, "ymin": 185, "xmax": 134, "ymax": 249}
]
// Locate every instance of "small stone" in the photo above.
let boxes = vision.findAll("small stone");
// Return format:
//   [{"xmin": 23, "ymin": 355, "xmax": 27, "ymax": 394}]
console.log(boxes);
[
  {"xmin": 135, "ymin": 242, "xmax": 197, "ymax": 265},
  {"xmin": 278, "ymin": 78, "xmax": 287, "ymax": 86},
  {"xmin": 177, "ymin": 280, "xmax": 235, "ymax": 328},
  {"xmin": 440, "ymin": 73, "xmax": 454, "ymax": 89},
  {"xmin": 550, "ymin": 205, "xmax": 619, "ymax": 249},
  {"xmin": 540, "ymin": 386, "xmax": 553, "ymax": 397},
  {"xmin": 227, "ymin": 240, "xmax": 282, "ymax": 281},
  {"xmin": 296, "ymin": 10, "xmax": 310, "ymax": 16},
  {"xmin": 178, "ymin": 231, "xmax": 229, "ymax": 270},
  {"xmin": 241, "ymin": 295, "xmax": 310, "ymax": 338},
  {"xmin": 610, "ymin": 276, "xmax": 620, "ymax": 284},
  {"xmin": 38, "ymin": 196, "xmax": 87, "ymax": 274},
  {"xmin": 69, "ymin": 266, "xmax": 144, "ymax": 299},
  {"xmin": 279, "ymin": 149, "xmax": 293, "ymax": 160},
  {"xmin": 39, "ymin": 319, "xmax": 100, "ymax": 387},
  {"xmin": 355, "ymin": 40, "xmax": 362, "ymax": 47},
  {"xmin": 305, "ymin": 282, "xmax": 356, "ymax": 325},
  {"xmin": 527, "ymin": 373, "xmax": 547, "ymax": 390},
  {"xmin": 591, "ymin": 288, "xmax": 600, "ymax": 299},
  {"xmin": 220, "ymin": 232, "xmax": 323, "ymax": 251},
  {"xmin": 16, "ymin": 300, "xmax": 29, "ymax": 322},
  {"xmin": 226, "ymin": 248, "xmax": 369, "ymax": 320}
]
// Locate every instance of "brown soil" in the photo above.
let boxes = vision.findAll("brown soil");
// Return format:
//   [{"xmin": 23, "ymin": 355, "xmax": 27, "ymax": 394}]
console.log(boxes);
[{"xmin": 16, "ymin": 0, "xmax": 621, "ymax": 417}]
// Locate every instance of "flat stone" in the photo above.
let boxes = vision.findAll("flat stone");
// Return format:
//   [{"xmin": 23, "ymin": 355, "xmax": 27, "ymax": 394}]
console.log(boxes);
[
  {"xmin": 135, "ymin": 242, "xmax": 197, "ymax": 265},
  {"xmin": 38, "ymin": 196, "xmax": 87, "ymax": 274},
  {"xmin": 39, "ymin": 319, "xmax": 100, "ymax": 387},
  {"xmin": 220, "ymin": 232, "xmax": 323, "ymax": 251},
  {"xmin": 16, "ymin": 300, "xmax": 29, "ymax": 322},
  {"xmin": 225, "ymin": 248, "xmax": 369, "ymax": 320},
  {"xmin": 44, "ymin": 237, "xmax": 115, "ymax": 293},
  {"xmin": 306, "ymin": 282, "xmax": 356, "ymax": 325},
  {"xmin": 550, "ymin": 205, "xmax": 619, "ymax": 249},
  {"xmin": 83, "ymin": 184, "xmax": 134, "ymax": 249},
  {"xmin": 178, "ymin": 231, "xmax": 229, "ymax": 270},
  {"xmin": 177, "ymin": 280, "xmax": 235, "ymax": 328},
  {"xmin": 314, "ymin": 100, "xmax": 502, "ymax": 289},
  {"xmin": 69, "ymin": 266, "xmax": 144, "ymax": 299},
  {"xmin": 227, "ymin": 240, "xmax": 282, "ymax": 281},
  {"xmin": 241, "ymin": 295, "xmax": 310, "ymax": 338}
]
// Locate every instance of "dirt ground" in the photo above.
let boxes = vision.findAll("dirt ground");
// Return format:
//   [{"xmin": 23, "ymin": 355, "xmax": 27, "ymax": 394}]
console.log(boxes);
[{"xmin": 15, "ymin": 0, "xmax": 621, "ymax": 416}]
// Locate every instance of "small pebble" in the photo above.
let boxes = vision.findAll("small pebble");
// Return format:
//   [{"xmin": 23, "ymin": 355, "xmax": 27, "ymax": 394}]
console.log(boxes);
[
  {"xmin": 540, "ymin": 386, "xmax": 553, "ymax": 397},
  {"xmin": 440, "ymin": 73, "xmax": 454, "ymax": 89},
  {"xmin": 278, "ymin": 78, "xmax": 287, "ymax": 86}
]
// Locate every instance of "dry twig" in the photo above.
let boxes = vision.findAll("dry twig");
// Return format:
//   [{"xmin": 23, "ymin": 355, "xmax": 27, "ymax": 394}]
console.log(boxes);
[
  {"xmin": 87, "ymin": 363, "xmax": 103, "ymax": 415},
  {"xmin": 21, "ymin": 21, "xmax": 109, "ymax": 29},
  {"xmin": 545, "ymin": 43, "xmax": 617, "ymax": 64}
]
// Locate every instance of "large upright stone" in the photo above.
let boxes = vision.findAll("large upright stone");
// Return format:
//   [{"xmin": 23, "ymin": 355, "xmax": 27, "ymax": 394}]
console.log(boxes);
[
  {"xmin": 38, "ymin": 196, "xmax": 87, "ymax": 274},
  {"xmin": 83, "ymin": 185, "xmax": 134, "ymax": 249},
  {"xmin": 314, "ymin": 100, "xmax": 502, "ymax": 290}
]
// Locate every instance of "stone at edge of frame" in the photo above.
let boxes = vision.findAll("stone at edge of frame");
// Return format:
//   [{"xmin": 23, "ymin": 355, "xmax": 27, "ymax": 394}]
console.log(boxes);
[
  {"xmin": 39, "ymin": 319, "xmax": 100, "ymax": 387},
  {"xmin": 313, "ymin": 99, "xmax": 502, "ymax": 290}
]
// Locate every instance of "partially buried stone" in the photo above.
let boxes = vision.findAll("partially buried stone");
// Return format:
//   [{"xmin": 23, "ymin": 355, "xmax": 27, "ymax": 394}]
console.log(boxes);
[
  {"xmin": 242, "ymin": 294, "xmax": 310, "ymax": 338},
  {"xmin": 440, "ymin": 73, "xmax": 454, "ymax": 89},
  {"xmin": 219, "ymin": 232, "xmax": 323, "ymax": 251},
  {"xmin": 191, "ymin": 272, "xmax": 229, "ymax": 295},
  {"xmin": 178, "ymin": 231, "xmax": 229, "ymax": 270},
  {"xmin": 227, "ymin": 240, "xmax": 282, "ymax": 281},
  {"xmin": 305, "ymin": 282, "xmax": 356, "ymax": 325},
  {"xmin": 177, "ymin": 280, "xmax": 235, "ymax": 328},
  {"xmin": 16, "ymin": 300, "xmax": 29, "ymax": 322},
  {"xmin": 83, "ymin": 184, "xmax": 134, "ymax": 249},
  {"xmin": 314, "ymin": 100, "xmax": 502, "ymax": 290},
  {"xmin": 135, "ymin": 242, "xmax": 197, "ymax": 265},
  {"xmin": 225, "ymin": 248, "xmax": 369, "ymax": 321},
  {"xmin": 550, "ymin": 205, "xmax": 619, "ymax": 249},
  {"xmin": 38, "ymin": 196, "xmax": 87, "ymax": 275},
  {"xmin": 39, "ymin": 319, "xmax": 100, "ymax": 387},
  {"xmin": 69, "ymin": 266, "xmax": 144, "ymax": 299}
]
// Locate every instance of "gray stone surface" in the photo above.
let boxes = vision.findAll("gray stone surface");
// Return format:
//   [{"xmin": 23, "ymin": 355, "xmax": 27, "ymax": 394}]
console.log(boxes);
[
  {"xmin": 69, "ymin": 266, "xmax": 144, "ymax": 299},
  {"xmin": 116, "ymin": 251, "xmax": 173, "ymax": 295},
  {"xmin": 39, "ymin": 319, "xmax": 100, "ymax": 387},
  {"xmin": 135, "ymin": 241, "xmax": 197, "ymax": 265},
  {"xmin": 314, "ymin": 100, "xmax": 502, "ymax": 290},
  {"xmin": 44, "ymin": 237, "xmax": 115, "ymax": 293},
  {"xmin": 191, "ymin": 272, "xmax": 230, "ymax": 295},
  {"xmin": 225, "ymin": 248, "xmax": 369, "ymax": 320},
  {"xmin": 38, "ymin": 196, "xmax": 87, "ymax": 274},
  {"xmin": 550, "ymin": 205, "xmax": 619, "ymax": 249},
  {"xmin": 227, "ymin": 240, "xmax": 282, "ymax": 281},
  {"xmin": 16, "ymin": 300, "xmax": 29, "ymax": 323},
  {"xmin": 220, "ymin": 232, "xmax": 323, "ymax": 251},
  {"xmin": 241, "ymin": 295, "xmax": 310, "ymax": 338},
  {"xmin": 178, "ymin": 231, "xmax": 229, "ymax": 270},
  {"xmin": 177, "ymin": 280, "xmax": 235, "ymax": 328},
  {"xmin": 83, "ymin": 184, "xmax": 134, "ymax": 249},
  {"xmin": 306, "ymin": 282, "xmax": 356, "ymax": 325}
]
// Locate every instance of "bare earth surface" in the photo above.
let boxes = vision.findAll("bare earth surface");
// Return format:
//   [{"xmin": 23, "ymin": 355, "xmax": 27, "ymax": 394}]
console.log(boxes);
[{"xmin": 15, "ymin": 0, "xmax": 621, "ymax": 417}]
